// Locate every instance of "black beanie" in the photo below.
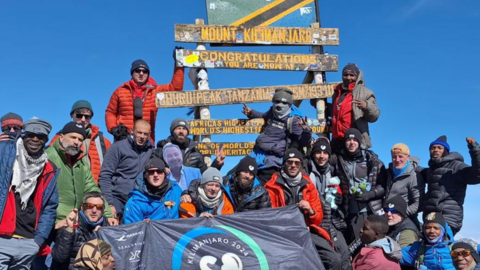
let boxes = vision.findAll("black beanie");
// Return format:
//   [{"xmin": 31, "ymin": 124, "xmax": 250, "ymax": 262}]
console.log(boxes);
[
  {"xmin": 235, "ymin": 156, "xmax": 258, "ymax": 176},
  {"xmin": 424, "ymin": 212, "xmax": 446, "ymax": 230},
  {"xmin": 384, "ymin": 195, "xmax": 408, "ymax": 217},
  {"xmin": 61, "ymin": 122, "xmax": 87, "ymax": 139},
  {"xmin": 283, "ymin": 148, "xmax": 304, "ymax": 163},
  {"xmin": 342, "ymin": 63, "xmax": 359, "ymax": 76},
  {"xmin": 344, "ymin": 128, "xmax": 363, "ymax": 144},
  {"xmin": 145, "ymin": 156, "xmax": 166, "ymax": 170},
  {"xmin": 311, "ymin": 138, "xmax": 332, "ymax": 156},
  {"xmin": 170, "ymin": 118, "xmax": 190, "ymax": 135},
  {"xmin": 130, "ymin": 59, "xmax": 150, "ymax": 75}
]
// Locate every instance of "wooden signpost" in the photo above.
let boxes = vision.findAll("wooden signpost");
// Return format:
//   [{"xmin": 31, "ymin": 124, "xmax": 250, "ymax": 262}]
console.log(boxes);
[
  {"xmin": 187, "ymin": 118, "xmax": 329, "ymax": 135},
  {"xmin": 175, "ymin": 49, "xmax": 338, "ymax": 71},
  {"xmin": 174, "ymin": 24, "xmax": 339, "ymax": 46},
  {"xmin": 197, "ymin": 142, "xmax": 255, "ymax": 156},
  {"xmin": 156, "ymin": 82, "xmax": 338, "ymax": 108}
]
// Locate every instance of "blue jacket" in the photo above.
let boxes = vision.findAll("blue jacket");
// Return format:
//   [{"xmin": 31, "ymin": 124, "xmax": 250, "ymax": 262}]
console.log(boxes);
[
  {"xmin": 123, "ymin": 176, "xmax": 182, "ymax": 224},
  {"xmin": 0, "ymin": 136, "xmax": 59, "ymax": 246},
  {"xmin": 99, "ymin": 136, "xmax": 153, "ymax": 214},
  {"xmin": 400, "ymin": 223, "xmax": 455, "ymax": 270},
  {"xmin": 166, "ymin": 165, "xmax": 201, "ymax": 191}
]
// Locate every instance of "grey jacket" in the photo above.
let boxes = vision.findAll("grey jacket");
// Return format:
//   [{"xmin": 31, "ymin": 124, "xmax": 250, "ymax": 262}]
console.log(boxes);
[
  {"xmin": 331, "ymin": 71, "xmax": 380, "ymax": 148},
  {"xmin": 385, "ymin": 157, "xmax": 425, "ymax": 216}
]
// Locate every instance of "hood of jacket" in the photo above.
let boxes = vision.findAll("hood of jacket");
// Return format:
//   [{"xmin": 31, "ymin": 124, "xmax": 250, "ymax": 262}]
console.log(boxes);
[{"xmin": 367, "ymin": 236, "xmax": 403, "ymax": 261}]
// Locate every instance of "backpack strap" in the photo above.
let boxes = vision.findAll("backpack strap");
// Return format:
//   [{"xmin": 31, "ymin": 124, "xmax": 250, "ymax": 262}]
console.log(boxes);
[{"xmin": 415, "ymin": 241, "xmax": 426, "ymax": 269}]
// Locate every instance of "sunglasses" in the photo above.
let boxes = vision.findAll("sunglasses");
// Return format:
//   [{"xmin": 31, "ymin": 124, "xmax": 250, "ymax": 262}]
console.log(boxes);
[
  {"xmin": 82, "ymin": 203, "xmax": 105, "ymax": 210},
  {"xmin": 384, "ymin": 208, "xmax": 399, "ymax": 214},
  {"xmin": 2, "ymin": 126, "xmax": 22, "ymax": 132},
  {"xmin": 134, "ymin": 69, "xmax": 149, "ymax": 74},
  {"xmin": 286, "ymin": 160, "xmax": 301, "ymax": 167},
  {"xmin": 24, "ymin": 132, "xmax": 48, "ymax": 141},
  {"xmin": 147, "ymin": 169, "xmax": 165, "ymax": 175},
  {"xmin": 75, "ymin": 113, "xmax": 92, "ymax": 120},
  {"xmin": 451, "ymin": 250, "xmax": 471, "ymax": 259}
]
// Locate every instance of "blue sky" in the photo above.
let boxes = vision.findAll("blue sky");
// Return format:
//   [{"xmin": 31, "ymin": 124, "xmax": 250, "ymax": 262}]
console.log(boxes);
[{"xmin": 1, "ymin": 0, "xmax": 479, "ymax": 239}]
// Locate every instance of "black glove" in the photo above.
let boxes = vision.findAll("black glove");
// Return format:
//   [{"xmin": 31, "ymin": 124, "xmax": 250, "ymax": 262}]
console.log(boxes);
[
  {"xmin": 355, "ymin": 190, "xmax": 375, "ymax": 202},
  {"xmin": 111, "ymin": 123, "xmax": 129, "ymax": 142},
  {"xmin": 173, "ymin": 46, "xmax": 184, "ymax": 61},
  {"xmin": 334, "ymin": 192, "xmax": 342, "ymax": 206}
]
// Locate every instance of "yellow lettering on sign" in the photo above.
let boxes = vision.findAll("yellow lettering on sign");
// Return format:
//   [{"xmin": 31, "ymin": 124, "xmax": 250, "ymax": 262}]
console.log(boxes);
[{"xmin": 244, "ymin": 28, "xmax": 251, "ymax": 42}]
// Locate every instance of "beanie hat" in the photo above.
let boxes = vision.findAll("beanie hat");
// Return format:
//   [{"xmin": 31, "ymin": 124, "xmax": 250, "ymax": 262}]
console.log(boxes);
[
  {"xmin": 130, "ymin": 59, "xmax": 150, "ymax": 74},
  {"xmin": 424, "ymin": 212, "xmax": 446, "ymax": 230},
  {"xmin": 344, "ymin": 128, "xmax": 363, "ymax": 144},
  {"xmin": 283, "ymin": 148, "xmax": 304, "ymax": 163},
  {"xmin": 24, "ymin": 118, "xmax": 52, "ymax": 136},
  {"xmin": 145, "ymin": 156, "xmax": 166, "ymax": 170},
  {"xmin": 311, "ymin": 139, "xmax": 332, "ymax": 156},
  {"xmin": 170, "ymin": 118, "xmax": 190, "ymax": 135},
  {"xmin": 384, "ymin": 195, "xmax": 408, "ymax": 217},
  {"xmin": 201, "ymin": 167, "xmax": 223, "ymax": 185},
  {"xmin": 342, "ymin": 63, "xmax": 359, "ymax": 76},
  {"xmin": 430, "ymin": 135, "xmax": 450, "ymax": 152},
  {"xmin": 70, "ymin": 100, "xmax": 94, "ymax": 116},
  {"xmin": 61, "ymin": 122, "xmax": 87, "ymax": 139},
  {"xmin": 452, "ymin": 239, "xmax": 480, "ymax": 263},
  {"xmin": 272, "ymin": 87, "xmax": 293, "ymax": 105},
  {"xmin": 1, "ymin": 112, "xmax": 23, "ymax": 128},
  {"xmin": 235, "ymin": 156, "xmax": 258, "ymax": 176},
  {"xmin": 391, "ymin": 143, "xmax": 410, "ymax": 156},
  {"xmin": 97, "ymin": 240, "xmax": 112, "ymax": 257}
]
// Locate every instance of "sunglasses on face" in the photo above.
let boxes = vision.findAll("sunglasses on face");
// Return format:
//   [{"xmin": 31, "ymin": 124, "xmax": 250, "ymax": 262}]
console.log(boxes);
[
  {"xmin": 384, "ymin": 208, "xmax": 399, "ymax": 214},
  {"xmin": 134, "ymin": 69, "xmax": 149, "ymax": 74},
  {"xmin": 286, "ymin": 160, "xmax": 301, "ymax": 167},
  {"xmin": 24, "ymin": 132, "xmax": 48, "ymax": 141},
  {"xmin": 2, "ymin": 126, "xmax": 22, "ymax": 132},
  {"xmin": 82, "ymin": 203, "xmax": 105, "ymax": 210},
  {"xmin": 147, "ymin": 169, "xmax": 165, "ymax": 175},
  {"xmin": 75, "ymin": 113, "xmax": 92, "ymax": 120},
  {"xmin": 451, "ymin": 250, "xmax": 471, "ymax": 259}
]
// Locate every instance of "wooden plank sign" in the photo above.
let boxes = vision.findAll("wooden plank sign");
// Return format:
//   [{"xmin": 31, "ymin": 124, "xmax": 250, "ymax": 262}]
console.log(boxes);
[
  {"xmin": 175, "ymin": 49, "xmax": 338, "ymax": 71},
  {"xmin": 187, "ymin": 118, "xmax": 329, "ymax": 135},
  {"xmin": 156, "ymin": 82, "xmax": 338, "ymax": 108},
  {"xmin": 174, "ymin": 24, "xmax": 339, "ymax": 46},
  {"xmin": 197, "ymin": 142, "xmax": 255, "ymax": 156}
]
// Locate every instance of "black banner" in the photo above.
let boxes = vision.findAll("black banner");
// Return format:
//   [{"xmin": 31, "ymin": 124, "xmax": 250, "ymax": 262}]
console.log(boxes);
[{"xmin": 98, "ymin": 206, "xmax": 324, "ymax": 270}]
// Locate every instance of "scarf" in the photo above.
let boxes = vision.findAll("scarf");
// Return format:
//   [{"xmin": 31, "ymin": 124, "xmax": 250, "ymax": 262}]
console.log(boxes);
[
  {"xmin": 74, "ymin": 239, "xmax": 105, "ymax": 270},
  {"xmin": 79, "ymin": 210, "xmax": 105, "ymax": 229},
  {"xmin": 198, "ymin": 187, "xmax": 222, "ymax": 209},
  {"xmin": 11, "ymin": 138, "xmax": 48, "ymax": 210},
  {"xmin": 272, "ymin": 104, "xmax": 291, "ymax": 120},
  {"xmin": 281, "ymin": 170, "xmax": 303, "ymax": 187},
  {"xmin": 128, "ymin": 77, "xmax": 157, "ymax": 99},
  {"xmin": 146, "ymin": 179, "xmax": 170, "ymax": 199},
  {"xmin": 393, "ymin": 160, "xmax": 411, "ymax": 179}
]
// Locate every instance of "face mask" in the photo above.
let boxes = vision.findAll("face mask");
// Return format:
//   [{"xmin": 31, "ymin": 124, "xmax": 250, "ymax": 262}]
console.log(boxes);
[{"xmin": 273, "ymin": 102, "xmax": 290, "ymax": 117}]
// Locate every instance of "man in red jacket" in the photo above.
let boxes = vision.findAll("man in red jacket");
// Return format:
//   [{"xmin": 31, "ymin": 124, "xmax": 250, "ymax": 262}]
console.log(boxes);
[
  {"xmin": 106, "ymin": 50, "xmax": 184, "ymax": 142},
  {"xmin": 265, "ymin": 148, "xmax": 340, "ymax": 270}
]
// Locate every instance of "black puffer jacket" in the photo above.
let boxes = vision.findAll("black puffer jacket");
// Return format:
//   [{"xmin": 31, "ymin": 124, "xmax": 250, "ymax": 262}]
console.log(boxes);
[
  {"xmin": 51, "ymin": 215, "xmax": 109, "ymax": 270},
  {"xmin": 423, "ymin": 143, "xmax": 480, "ymax": 233},
  {"xmin": 330, "ymin": 149, "xmax": 387, "ymax": 215},
  {"xmin": 223, "ymin": 174, "xmax": 271, "ymax": 212},
  {"xmin": 155, "ymin": 136, "xmax": 222, "ymax": 173}
]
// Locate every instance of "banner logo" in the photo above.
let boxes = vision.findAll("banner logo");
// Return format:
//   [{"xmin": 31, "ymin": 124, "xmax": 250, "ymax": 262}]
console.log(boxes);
[{"xmin": 172, "ymin": 225, "xmax": 269, "ymax": 270}]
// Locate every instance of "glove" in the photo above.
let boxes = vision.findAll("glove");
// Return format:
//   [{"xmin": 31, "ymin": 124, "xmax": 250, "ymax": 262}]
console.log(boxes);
[
  {"xmin": 355, "ymin": 190, "xmax": 375, "ymax": 202},
  {"xmin": 334, "ymin": 192, "xmax": 342, "ymax": 206},
  {"xmin": 173, "ymin": 46, "xmax": 184, "ymax": 61},
  {"xmin": 111, "ymin": 123, "xmax": 129, "ymax": 142}
]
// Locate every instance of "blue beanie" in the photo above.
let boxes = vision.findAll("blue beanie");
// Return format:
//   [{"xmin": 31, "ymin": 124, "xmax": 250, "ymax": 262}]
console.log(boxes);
[{"xmin": 430, "ymin": 135, "xmax": 450, "ymax": 152}]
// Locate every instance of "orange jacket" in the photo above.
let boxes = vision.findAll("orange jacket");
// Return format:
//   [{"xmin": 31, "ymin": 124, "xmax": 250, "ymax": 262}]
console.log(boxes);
[
  {"xmin": 265, "ymin": 172, "xmax": 332, "ymax": 243},
  {"xmin": 179, "ymin": 193, "xmax": 235, "ymax": 218},
  {"xmin": 49, "ymin": 124, "xmax": 111, "ymax": 183},
  {"xmin": 105, "ymin": 65, "xmax": 184, "ymax": 142}
]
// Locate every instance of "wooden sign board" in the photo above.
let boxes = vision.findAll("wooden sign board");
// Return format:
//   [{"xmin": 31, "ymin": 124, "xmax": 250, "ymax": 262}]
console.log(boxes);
[
  {"xmin": 187, "ymin": 118, "xmax": 329, "ymax": 135},
  {"xmin": 156, "ymin": 82, "xmax": 338, "ymax": 108},
  {"xmin": 175, "ymin": 49, "xmax": 338, "ymax": 71},
  {"xmin": 206, "ymin": 0, "xmax": 318, "ymax": 28},
  {"xmin": 174, "ymin": 24, "xmax": 339, "ymax": 46},
  {"xmin": 197, "ymin": 142, "xmax": 254, "ymax": 156}
]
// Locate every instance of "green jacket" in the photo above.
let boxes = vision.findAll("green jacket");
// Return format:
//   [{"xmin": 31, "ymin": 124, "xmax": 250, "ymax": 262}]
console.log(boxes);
[{"xmin": 46, "ymin": 140, "xmax": 113, "ymax": 223}]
